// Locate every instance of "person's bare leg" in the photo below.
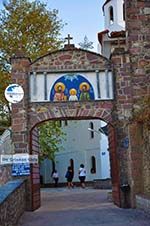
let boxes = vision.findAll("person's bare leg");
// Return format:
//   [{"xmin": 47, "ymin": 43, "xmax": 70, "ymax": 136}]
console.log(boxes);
[
  {"xmin": 68, "ymin": 182, "xmax": 71, "ymax": 189},
  {"xmin": 81, "ymin": 182, "xmax": 85, "ymax": 188}
]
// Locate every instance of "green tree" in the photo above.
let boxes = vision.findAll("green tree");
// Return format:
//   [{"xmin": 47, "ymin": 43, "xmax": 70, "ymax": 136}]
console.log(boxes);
[
  {"xmin": 0, "ymin": 0, "xmax": 64, "ymax": 130},
  {"xmin": 38, "ymin": 121, "xmax": 66, "ymax": 161},
  {"xmin": 78, "ymin": 35, "xmax": 94, "ymax": 50}
]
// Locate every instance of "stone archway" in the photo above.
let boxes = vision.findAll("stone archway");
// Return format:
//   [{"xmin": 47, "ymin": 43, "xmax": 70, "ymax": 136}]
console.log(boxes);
[
  {"xmin": 28, "ymin": 101, "xmax": 120, "ymax": 210},
  {"xmin": 10, "ymin": 46, "xmax": 121, "ymax": 211}
]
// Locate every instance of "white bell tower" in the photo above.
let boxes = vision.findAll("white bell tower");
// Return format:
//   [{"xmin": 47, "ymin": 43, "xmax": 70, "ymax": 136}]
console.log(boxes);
[
  {"xmin": 98, "ymin": 0, "xmax": 126, "ymax": 58},
  {"xmin": 103, "ymin": 0, "xmax": 125, "ymax": 32}
]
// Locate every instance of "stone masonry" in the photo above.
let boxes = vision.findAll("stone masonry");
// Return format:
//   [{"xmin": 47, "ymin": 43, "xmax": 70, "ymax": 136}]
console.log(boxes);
[
  {"xmin": 11, "ymin": 46, "xmax": 121, "ymax": 210},
  {"xmin": 0, "ymin": 180, "xmax": 26, "ymax": 226},
  {"xmin": 110, "ymin": 0, "xmax": 150, "ymax": 208}
]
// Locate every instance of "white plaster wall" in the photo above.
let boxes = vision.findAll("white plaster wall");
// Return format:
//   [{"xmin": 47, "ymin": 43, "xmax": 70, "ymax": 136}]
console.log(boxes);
[
  {"xmin": 0, "ymin": 129, "xmax": 12, "ymax": 154},
  {"xmin": 99, "ymin": 121, "xmax": 110, "ymax": 179},
  {"xmin": 40, "ymin": 120, "xmax": 111, "ymax": 184},
  {"xmin": 40, "ymin": 158, "xmax": 53, "ymax": 184}
]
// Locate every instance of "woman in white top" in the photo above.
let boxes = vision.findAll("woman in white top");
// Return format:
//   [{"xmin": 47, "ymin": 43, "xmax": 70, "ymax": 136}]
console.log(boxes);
[
  {"xmin": 52, "ymin": 170, "xmax": 59, "ymax": 187},
  {"xmin": 78, "ymin": 164, "xmax": 86, "ymax": 188}
]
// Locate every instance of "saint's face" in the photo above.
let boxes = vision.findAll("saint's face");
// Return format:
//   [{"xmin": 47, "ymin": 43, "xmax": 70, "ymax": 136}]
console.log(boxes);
[
  {"xmin": 58, "ymin": 86, "xmax": 62, "ymax": 92},
  {"xmin": 82, "ymin": 85, "xmax": 87, "ymax": 91}
]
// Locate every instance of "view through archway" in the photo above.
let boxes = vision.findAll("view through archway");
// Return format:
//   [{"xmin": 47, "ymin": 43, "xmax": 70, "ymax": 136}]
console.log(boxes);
[{"xmin": 30, "ymin": 117, "xmax": 120, "ymax": 210}]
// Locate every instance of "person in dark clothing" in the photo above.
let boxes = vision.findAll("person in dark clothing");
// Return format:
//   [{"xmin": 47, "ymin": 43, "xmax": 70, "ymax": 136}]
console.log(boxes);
[{"xmin": 65, "ymin": 166, "xmax": 74, "ymax": 189}]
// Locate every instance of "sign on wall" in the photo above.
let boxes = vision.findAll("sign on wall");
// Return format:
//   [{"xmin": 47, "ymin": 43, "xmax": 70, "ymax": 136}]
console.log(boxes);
[
  {"xmin": 12, "ymin": 163, "xmax": 30, "ymax": 176},
  {"xmin": 5, "ymin": 84, "xmax": 24, "ymax": 103}
]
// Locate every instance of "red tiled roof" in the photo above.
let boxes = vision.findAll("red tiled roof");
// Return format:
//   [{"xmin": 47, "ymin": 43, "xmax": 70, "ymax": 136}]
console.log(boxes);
[
  {"xmin": 102, "ymin": 0, "xmax": 111, "ymax": 11},
  {"xmin": 98, "ymin": 29, "xmax": 109, "ymax": 44},
  {"xmin": 98, "ymin": 30, "xmax": 125, "ymax": 45},
  {"xmin": 109, "ymin": 30, "xmax": 126, "ymax": 38}
]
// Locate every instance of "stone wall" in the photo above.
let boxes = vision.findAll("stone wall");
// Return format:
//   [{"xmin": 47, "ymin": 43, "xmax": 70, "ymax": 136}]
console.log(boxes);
[
  {"xmin": 30, "ymin": 127, "xmax": 41, "ymax": 211},
  {"xmin": 142, "ymin": 125, "xmax": 150, "ymax": 196},
  {"xmin": 28, "ymin": 101, "xmax": 113, "ymax": 130},
  {"xmin": 11, "ymin": 46, "xmax": 119, "ymax": 210},
  {"xmin": 126, "ymin": 0, "xmax": 150, "ymax": 207},
  {"xmin": 0, "ymin": 166, "xmax": 12, "ymax": 185},
  {"xmin": 109, "ymin": 0, "xmax": 150, "ymax": 208},
  {"xmin": 10, "ymin": 54, "xmax": 30, "ymax": 155},
  {"xmin": 110, "ymin": 50, "xmax": 133, "ymax": 207},
  {"xmin": 30, "ymin": 46, "xmax": 111, "ymax": 72},
  {"xmin": 0, "ymin": 179, "xmax": 26, "ymax": 226}
]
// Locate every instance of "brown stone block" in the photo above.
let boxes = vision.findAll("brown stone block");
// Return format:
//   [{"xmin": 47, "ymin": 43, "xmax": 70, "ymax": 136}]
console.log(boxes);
[
  {"xmin": 58, "ymin": 54, "xmax": 72, "ymax": 61},
  {"xmin": 95, "ymin": 110, "xmax": 104, "ymax": 118},
  {"xmin": 32, "ymin": 167, "xmax": 40, "ymax": 173},
  {"xmin": 112, "ymin": 57, "xmax": 122, "ymax": 64},
  {"xmin": 124, "ymin": 87, "xmax": 132, "ymax": 95},
  {"xmin": 130, "ymin": 47, "xmax": 141, "ymax": 55},
  {"xmin": 131, "ymin": 152, "xmax": 143, "ymax": 161},
  {"xmin": 12, "ymin": 118, "xmax": 26, "ymax": 125},
  {"xmin": 32, "ymin": 178, "xmax": 40, "ymax": 185},
  {"xmin": 12, "ymin": 124, "xmax": 26, "ymax": 132},
  {"xmin": 16, "ymin": 143, "xmax": 28, "ymax": 148},
  {"xmin": 86, "ymin": 53, "xmax": 99, "ymax": 61},
  {"xmin": 12, "ymin": 134, "xmax": 24, "ymax": 142},
  {"xmin": 118, "ymin": 95, "xmax": 127, "ymax": 100},
  {"xmin": 139, "ymin": 59, "xmax": 149, "ymax": 67},
  {"xmin": 32, "ymin": 174, "xmax": 40, "ymax": 179}
]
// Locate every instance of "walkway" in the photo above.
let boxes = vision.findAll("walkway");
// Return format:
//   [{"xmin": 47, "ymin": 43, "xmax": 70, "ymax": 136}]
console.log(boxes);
[{"xmin": 18, "ymin": 187, "xmax": 150, "ymax": 226}]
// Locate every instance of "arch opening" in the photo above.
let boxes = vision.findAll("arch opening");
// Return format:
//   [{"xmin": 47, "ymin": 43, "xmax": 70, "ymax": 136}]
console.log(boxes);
[{"xmin": 29, "ymin": 115, "xmax": 121, "ymax": 210}]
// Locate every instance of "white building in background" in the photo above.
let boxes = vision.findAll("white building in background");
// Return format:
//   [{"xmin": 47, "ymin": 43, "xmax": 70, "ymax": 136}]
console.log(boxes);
[
  {"xmin": 40, "ymin": 119, "xmax": 110, "ymax": 184},
  {"xmin": 0, "ymin": 129, "xmax": 12, "ymax": 154},
  {"xmin": 98, "ymin": 0, "xmax": 126, "ymax": 58}
]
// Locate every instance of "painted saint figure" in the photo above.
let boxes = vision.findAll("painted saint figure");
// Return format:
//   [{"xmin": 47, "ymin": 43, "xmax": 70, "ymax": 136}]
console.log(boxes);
[
  {"xmin": 53, "ymin": 82, "xmax": 66, "ymax": 101},
  {"xmin": 79, "ymin": 82, "xmax": 90, "ymax": 101},
  {"xmin": 69, "ymin": 88, "xmax": 78, "ymax": 101}
]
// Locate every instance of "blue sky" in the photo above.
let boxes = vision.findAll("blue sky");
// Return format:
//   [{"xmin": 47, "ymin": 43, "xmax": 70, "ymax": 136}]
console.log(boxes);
[
  {"xmin": 47, "ymin": 0, "xmax": 104, "ymax": 51},
  {"xmin": 0, "ymin": 0, "xmax": 105, "ymax": 52}
]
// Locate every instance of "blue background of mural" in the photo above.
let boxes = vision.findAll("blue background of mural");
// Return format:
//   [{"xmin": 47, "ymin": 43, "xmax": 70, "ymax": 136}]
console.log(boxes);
[{"xmin": 50, "ymin": 74, "xmax": 95, "ymax": 101}]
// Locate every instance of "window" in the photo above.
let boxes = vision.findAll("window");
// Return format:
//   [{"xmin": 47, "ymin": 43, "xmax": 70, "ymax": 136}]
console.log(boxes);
[
  {"xmin": 89, "ymin": 122, "xmax": 94, "ymax": 138},
  {"xmin": 64, "ymin": 120, "xmax": 68, "ymax": 126},
  {"xmin": 109, "ymin": 6, "xmax": 114, "ymax": 24},
  {"xmin": 91, "ymin": 156, "xmax": 96, "ymax": 174},
  {"xmin": 123, "ymin": 3, "xmax": 125, "ymax": 21}
]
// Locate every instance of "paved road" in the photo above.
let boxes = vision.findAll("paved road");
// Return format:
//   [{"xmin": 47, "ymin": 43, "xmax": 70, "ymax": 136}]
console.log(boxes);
[{"xmin": 18, "ymin": 187, "xmax": 150, "ymax": 226}]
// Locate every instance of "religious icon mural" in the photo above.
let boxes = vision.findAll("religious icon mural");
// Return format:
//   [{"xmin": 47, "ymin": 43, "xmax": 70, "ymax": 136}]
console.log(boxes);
[
  {"xmin": 79, "ymin": 82, "xmax": 90, "ymax": 101},
  {"xmin": 53, "ymin": 82, "xmax": 66, "ymax": 101},
  {"xmin": 50, "ymin": 74, "xmax": 95, "ymax": 102}
]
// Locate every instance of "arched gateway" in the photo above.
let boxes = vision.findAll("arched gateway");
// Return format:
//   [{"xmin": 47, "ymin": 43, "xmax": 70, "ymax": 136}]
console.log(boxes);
[{"xmin": 11, "ymin": 44, "xmax": 120, "ymax": 210}]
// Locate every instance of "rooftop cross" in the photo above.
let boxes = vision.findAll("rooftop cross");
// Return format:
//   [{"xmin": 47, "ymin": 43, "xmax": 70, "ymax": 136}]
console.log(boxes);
[{"xmin": 65, "ymin": 34, "xmax": 73, "ymax": 45}]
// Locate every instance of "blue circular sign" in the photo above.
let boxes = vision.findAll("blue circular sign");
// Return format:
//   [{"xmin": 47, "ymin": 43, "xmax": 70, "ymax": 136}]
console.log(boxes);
[{"xmin": 5, "ymin": 84, "xmax": 24, "ymax": 103}]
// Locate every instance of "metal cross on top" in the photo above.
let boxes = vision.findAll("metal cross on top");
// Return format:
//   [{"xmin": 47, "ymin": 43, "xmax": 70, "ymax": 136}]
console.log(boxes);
[{"xmin": 65, "ymin": 34, "xmax": 73, "ymax": 45}]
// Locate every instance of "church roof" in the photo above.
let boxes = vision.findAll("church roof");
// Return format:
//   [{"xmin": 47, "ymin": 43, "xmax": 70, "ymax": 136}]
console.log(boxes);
[
  {"xmin": 98, "ymin": 30, "xmax": 125, "ymax": 45},
  {"xmin": 98, "ymin": 29, "xmax": 109, "ymax": 44},
  {"xmin": 110, "ymin": 30, "xmax": 126, "ymax": 38},
  {"xmin": 102, "ymin": 0, "xmax": 111, "ymax": 11}
]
